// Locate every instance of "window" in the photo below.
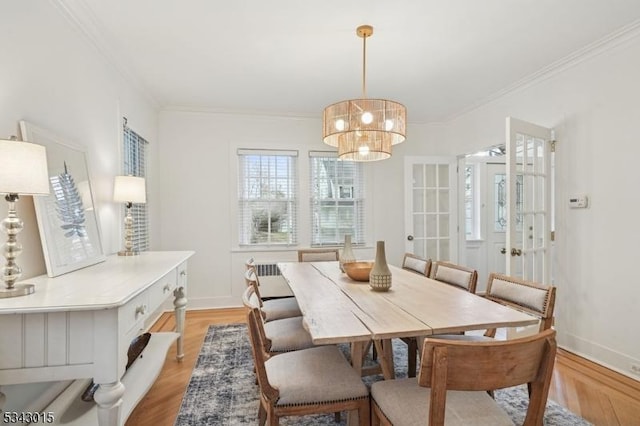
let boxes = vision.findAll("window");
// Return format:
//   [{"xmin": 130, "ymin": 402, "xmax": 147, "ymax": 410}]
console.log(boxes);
[
  {"xmin": 309, "ymin": 152, "xmax": 365, "ymax": 246},
  {"xmin": 237, "ymin": 149, "xmax": 298, "ymax": 246},
  {"xmin": 123, "ymin": 120, "xmax": 149, "ymax": 252}
]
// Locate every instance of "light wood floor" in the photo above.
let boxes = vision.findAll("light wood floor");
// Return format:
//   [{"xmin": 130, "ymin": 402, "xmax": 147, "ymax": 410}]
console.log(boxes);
[{"xmin": 126, "ymin": 308, "xmax": 640, "ymax": 426}]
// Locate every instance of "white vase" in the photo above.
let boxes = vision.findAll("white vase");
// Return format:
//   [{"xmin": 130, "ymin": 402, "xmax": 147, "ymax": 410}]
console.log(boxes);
[
  {"xmin": 339, "ymin": 234, "xmax": 356, "ymax": 272},
  {"xmin": 369, "ymin": 240, "xmax": 392, "ymax": 291}
]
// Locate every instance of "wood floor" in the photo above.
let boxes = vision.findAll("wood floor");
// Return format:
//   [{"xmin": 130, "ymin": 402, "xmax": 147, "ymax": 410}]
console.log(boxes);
[{"xmin": 126, "ymin": 308, "xmax": 640, "ymax": 426}]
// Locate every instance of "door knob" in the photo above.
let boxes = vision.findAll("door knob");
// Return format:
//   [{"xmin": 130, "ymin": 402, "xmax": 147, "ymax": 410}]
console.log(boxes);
[
  {"xmin": 500, "ymin": 248, "xmax": 506, "ymax": 254},
  {"xmin": 511, "ymin": 248, "xmax": 522, "ymax": 256},
  {"xmin": 407, "ymin": 235, "xmax": 414, "ymax": 241}
]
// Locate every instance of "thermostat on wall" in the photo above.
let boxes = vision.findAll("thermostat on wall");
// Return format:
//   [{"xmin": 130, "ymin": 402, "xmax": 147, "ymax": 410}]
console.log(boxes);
[{"xmin": 569, "ymin": 195, "xmax": 588, "ymax": 208}]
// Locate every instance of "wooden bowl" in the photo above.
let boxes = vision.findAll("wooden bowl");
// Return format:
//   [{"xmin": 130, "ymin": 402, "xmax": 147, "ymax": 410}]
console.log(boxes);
[{"xmin": 343, "ymin": 261, "xmax": 374, "ymax": 282}]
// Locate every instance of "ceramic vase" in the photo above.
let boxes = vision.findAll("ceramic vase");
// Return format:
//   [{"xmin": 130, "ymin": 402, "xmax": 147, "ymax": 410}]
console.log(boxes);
[
  {"xmin": 369, "ymin": 240, "xmax": 392, "ymax": 291},
  {"xmin": 339, "ymin": 234, "xmax": 356, "ymax": 272}
]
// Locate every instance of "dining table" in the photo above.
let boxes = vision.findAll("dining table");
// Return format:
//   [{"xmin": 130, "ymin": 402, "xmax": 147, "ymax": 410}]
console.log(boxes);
[{"xmin": 277, "ymin": 261, "xmax": 540, "ymax": 379}]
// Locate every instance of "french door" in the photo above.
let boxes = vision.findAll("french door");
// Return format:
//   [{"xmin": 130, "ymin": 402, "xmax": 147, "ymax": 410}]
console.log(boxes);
[
  {"xmin": 404, "ymin": 157, "xmax": 458, "ymax": 262},
  {"xmin": 506, "ymin": 117, "xmax": 553, "ymax": 284}
]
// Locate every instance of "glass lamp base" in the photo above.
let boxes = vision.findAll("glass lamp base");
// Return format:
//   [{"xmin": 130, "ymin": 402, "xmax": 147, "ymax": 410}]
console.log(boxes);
[
  {"xmin": 0, "ymin": 283, "xmax": 35, "ymax": 298},
  {"xmin": 118, "ymin": 250, "xmax": 139, "ymax": 256}
]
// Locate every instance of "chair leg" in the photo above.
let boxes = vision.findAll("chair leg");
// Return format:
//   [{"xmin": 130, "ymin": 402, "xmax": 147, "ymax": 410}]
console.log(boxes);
[
  {"xmin": 334, "ymin": 412, "xmax": 341, "ymax": 422},
  {"xmin": 358, "ymin": 399, "xmax": 370, "ymax": 426},
  {"xmin": 407, "ymin": 337, "xmax": 418, "ymax": 378},
  {"xmin": 267, "ymin": 412, "xmax": 279, "ymax": 426},
  {"xmin": 371, "ymin": 400, "xmax": 380, "ymax": 426},
  {"xmin": 258, "ymin": 402, "xmax": 267, "ymax": 426}
]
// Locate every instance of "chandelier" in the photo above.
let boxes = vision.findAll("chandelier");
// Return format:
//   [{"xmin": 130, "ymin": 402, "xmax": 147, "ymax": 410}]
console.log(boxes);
[{"xmin": 323, "ymin": 25, "xmax": 406, "ymax": 161}]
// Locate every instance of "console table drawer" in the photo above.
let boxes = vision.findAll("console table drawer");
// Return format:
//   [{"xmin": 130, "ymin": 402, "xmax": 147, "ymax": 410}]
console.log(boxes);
[
  {"xmin": 121, "ymin": 291, "xmax": 150, "ymax": 334},
  {"xmin": 149, "ymin": 269, "xmax": 178, "ymax": 310}
]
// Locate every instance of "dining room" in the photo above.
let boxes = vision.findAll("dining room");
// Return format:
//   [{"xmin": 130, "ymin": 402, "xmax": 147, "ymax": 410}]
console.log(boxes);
[{"xmin": 2, "ymin": 1, "xmax": 640, "ymax": 425}]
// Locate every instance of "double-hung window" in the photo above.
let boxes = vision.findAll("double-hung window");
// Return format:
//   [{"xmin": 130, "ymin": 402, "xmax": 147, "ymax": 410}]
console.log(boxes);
[
  {"xmin": 309, "ymin": 152, "xmax": 365, "ymax": 246},
  {"xmin": 237, "ymin": 149, "xmax": 298, "ymax": 246},
  {"xmin": 122, "ymin": 120, "xmax": 149, "ymax": 252}
]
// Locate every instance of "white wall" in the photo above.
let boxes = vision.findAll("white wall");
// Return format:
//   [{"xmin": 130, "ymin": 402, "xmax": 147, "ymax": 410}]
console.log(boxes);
[
  {"xmin": 442, "ymin": 32, "xmax": 640, "ymax": 378},
  {"xmin": 0, "ymin": 0, "xmax": 157, "ymax": 411}
]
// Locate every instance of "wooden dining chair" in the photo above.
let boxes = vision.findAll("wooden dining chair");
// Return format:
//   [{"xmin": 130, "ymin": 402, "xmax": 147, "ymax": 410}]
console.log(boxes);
[
  {"xmin": 371, "ymin": 328, "xmax": 557, "ymax": 426},
  {"xmin": 244, "ymin": 268, "xmax": 301, "ymax": 322},
  {"xmin": 430, "ymin": 261, "xmax": 478, "ymax": 293},
  {"xmin": 404, "ymin": 261, "xmax": 478, "ymax": 377},
  {"xmin": 401, "ymin": 253, "xmax": 432, "ymax": 277},
  {"xmin": 481, "ymin": 272, "xmax": 557, "ymax": 338},
  {"xmin": 297, "ymin": 248, "xmax": 339, "ymax": 262},
  {"xmin": 246, "ymin": 307, "xmax": 370, "ymax": 425},
  {"xmin": 242, "ymin": 285, "xmax": 313, "ymax": 354}
]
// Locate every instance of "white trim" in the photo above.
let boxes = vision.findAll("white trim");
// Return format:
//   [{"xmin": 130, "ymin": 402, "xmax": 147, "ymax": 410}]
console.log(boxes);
[{"xmin": 445, "ymin": 18, "xmax": 640, "ymax": 123}]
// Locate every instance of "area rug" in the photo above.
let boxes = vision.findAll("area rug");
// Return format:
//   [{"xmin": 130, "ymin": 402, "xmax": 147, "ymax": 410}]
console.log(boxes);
[{"xmin": 174, "ymin": 324, "xmax": 591, "ymax": 425}]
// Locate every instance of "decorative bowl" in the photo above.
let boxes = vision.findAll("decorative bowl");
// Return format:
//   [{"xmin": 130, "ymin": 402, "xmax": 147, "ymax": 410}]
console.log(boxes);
[{"xmin": 343, "ymin": 261, "xmax": 374, "ymax": 282}]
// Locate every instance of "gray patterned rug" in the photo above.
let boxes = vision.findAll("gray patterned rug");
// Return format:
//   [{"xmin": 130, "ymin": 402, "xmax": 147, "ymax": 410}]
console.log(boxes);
[{"xmin": 174, "ymin": 324, "xmax": 591, "ymax": 425}]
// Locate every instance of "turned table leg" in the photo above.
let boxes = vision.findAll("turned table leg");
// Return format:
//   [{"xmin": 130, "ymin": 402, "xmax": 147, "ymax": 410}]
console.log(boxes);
[
  {"xmin": 173, "ymin": 286, "xmax": 187, "ymax": 361},
  {"xmin": 94, "ymin": 381, "xmax": 125, "ymax": 426}
]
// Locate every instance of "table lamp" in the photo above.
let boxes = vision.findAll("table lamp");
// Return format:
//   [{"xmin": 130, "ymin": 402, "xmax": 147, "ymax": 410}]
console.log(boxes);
[
  {"xmin": 113, "ymin": 175, "xmax": 146, "ymax": 256},
  {"xmin": 0, "ymin": 137, "xmax": 50, "ymax": 298}
]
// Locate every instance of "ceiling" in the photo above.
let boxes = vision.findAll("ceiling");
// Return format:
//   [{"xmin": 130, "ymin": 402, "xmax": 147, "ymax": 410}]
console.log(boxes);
[{"xmin": 69, "ymin": 0, "xmax": 640, "ymax": 123}]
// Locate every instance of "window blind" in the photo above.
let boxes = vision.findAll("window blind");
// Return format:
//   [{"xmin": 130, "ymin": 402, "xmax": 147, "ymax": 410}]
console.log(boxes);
[
  {"xmin": 309, "ymin": 151, "xmax": 365, "ymax": 246},
  {"xmin": 237, "ymin": 149, "xmax": 298, "ymax": 246},
  {"xmin": 123, "ymin": 121, "xmax": 149, "ymax": 252}
]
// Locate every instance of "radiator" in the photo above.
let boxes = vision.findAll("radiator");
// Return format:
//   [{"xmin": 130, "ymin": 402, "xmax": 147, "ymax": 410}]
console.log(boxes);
[{"xmin": 255, "ymin": 263, "xmax": 281, "ymax": 277}]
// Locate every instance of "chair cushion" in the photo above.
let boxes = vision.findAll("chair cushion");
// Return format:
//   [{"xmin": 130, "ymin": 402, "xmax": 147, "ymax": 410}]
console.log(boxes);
[
  {"xmin": 434, "ymin": 266, "xmax": 472, "ymax": 289},
  {"xmin": 300, "ymin": 252, "xmax": 338, "ymax": 262},
  {"xmin": 490, "ymin": 278, "xmax": 548, "ymax": 314},
  {"xmin": 404, "ymin": 257, "xmax": 428, "ymax": 275},
  {"xmin": 371, "ymin": 378, "xmax": 513, "ymax": 425},
  {"xmin": 265, "ymin": 345, "xmax": 369, "ymax": 407},
  {"xmin": 263, "ymin": 316, "xmax": 314, "ymax": 352},
  {"xmin": 263, "ymin": 297, "xmax": 302, "ymax": 322}
]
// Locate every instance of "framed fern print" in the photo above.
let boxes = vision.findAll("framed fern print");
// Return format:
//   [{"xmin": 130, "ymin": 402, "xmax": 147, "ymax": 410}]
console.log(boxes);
[{"xmin": 20, "ymin": 121, "xmax": 105, "ymax": 277}]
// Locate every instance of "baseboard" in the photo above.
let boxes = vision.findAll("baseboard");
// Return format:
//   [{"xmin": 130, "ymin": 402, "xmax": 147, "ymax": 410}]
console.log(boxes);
[{"xmin": 557, "ymin": 329, "xmax": 640, "ymax": 381}]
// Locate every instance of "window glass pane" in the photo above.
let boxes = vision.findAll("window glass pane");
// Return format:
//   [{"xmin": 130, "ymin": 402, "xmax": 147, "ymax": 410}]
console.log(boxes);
[
  {"xmin": 309, "ymin": 154, "xmax": 365, "ymax": 246},
  {"xmin": 438, "ymin": 189, "xmax": 449, "ymax": 213},
  {"xmin": 425, "ymin": 165, "xmax": 437, "ymax": 187},
  {"xmin": 123, "ymin": 123, "xmax": 149, "ymax": 252},
  {"xmin": 438, "ymin": 164, "xmax": 449, "ymax": 187},
  {"xmin": 425, "ymin": 189, "xmax": 437, "ymax": 212},
  {"xmin": 439, "ymin": 239, "xmax": 450, "ymax": 260},
  {"xmin": 413, "ymin": 165, "xmax": 424, "ymax": 188},
  {"xmin": 238, "ymin": 151, "xmax": 297, "ymax": 246}
]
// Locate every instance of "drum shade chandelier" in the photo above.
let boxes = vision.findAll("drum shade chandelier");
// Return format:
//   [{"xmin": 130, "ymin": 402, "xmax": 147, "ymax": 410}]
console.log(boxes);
[{"xmin": 322, "ymin": 25, "xmax": 406, "ymax": 161}]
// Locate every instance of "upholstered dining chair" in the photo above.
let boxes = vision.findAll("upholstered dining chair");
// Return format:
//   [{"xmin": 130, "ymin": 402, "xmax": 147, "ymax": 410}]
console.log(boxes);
[
  {"xmin": 297, "ymin": 248, "xmax": 340, "ymax": 262},
  {"xmin": 481, "ymin": 272, "xmax": 557, "ymax": 338},
  {"xmin": 244, "ymin": 268, "xmax": 301, "ymax": 322},
  {"xmin": 401, "ymin": 253, "xmax": 432, "ymax": 277},
  {"xmin": 246, "ymin": 307, "xmax": 370, "ymax": 425},
  {"xmin": 371, "ymin": 329, "xmax": 557, "ymax": 426},
  {"xmin": 430, "ymin": 261, "xmax": 478, "ymax": 294},
  {"xmin": 404, "ymin": 261, "xmax": 479, "ymax": 377},
  {"xmin": 242, "ymin": 285, "xmax": 314, "ymax": 354}
]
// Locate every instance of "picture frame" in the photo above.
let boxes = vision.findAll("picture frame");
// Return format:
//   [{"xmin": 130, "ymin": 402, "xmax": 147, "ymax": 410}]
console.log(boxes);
[{"xmin": 20, "ymin": 121, "xmax": 106, "ymax": 277}]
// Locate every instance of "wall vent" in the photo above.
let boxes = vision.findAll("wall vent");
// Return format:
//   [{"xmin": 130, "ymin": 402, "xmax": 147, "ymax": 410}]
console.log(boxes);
[{"xmin": 255, "ymin": 263, "xmax": 281, "ymax": 277}]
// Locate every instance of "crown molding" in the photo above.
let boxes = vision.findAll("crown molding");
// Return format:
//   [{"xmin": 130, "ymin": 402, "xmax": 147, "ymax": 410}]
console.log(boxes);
[
  {"xmin": 50, "ymin": 0, "xmax": 160, "ymax": 109},
  {"xmin": 443, "ymin": 18, "xmax": 640, "ymax": 123},
  {"xmin": 162, "ymin": 105, "xmax": 322, "ymax": 120}
]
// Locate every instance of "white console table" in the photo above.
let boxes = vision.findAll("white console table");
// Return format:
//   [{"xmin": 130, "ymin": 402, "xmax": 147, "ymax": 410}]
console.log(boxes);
[{"xmin": 0, "ymin": 251, "xmax": 194, "ymax": 426}]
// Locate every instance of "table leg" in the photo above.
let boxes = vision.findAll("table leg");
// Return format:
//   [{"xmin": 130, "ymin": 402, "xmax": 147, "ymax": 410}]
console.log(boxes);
[
  {"xmin": 173, "ymin": 286, "xmax": 187, "ymax": 361},
  {"xmin": 94, "ymin": 381, "xmax": 125, "ymax": 426},
  {"xmin": 374, "ymin": 339, "xmax": 396, "ymax": 380},
  {"xmin": 350, "ymin": 341, "xmax": 364, "ymax": 374}
]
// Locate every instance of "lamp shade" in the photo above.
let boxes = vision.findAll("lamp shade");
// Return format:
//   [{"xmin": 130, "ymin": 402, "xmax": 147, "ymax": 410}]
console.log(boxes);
[
  {"xmin": 0, "ymin": 139, "xmax": 50, "ymax": 195},
  {"xmin": 113, "ymin": 175, "xmax": 146, "ymax": 203}
]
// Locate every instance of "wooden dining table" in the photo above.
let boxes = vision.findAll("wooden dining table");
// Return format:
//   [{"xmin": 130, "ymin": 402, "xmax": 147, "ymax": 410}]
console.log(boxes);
[{"xmin": 278, "ymin": 261, "xmax": 540, "ymax": 380}]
